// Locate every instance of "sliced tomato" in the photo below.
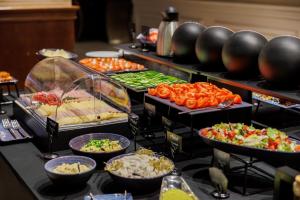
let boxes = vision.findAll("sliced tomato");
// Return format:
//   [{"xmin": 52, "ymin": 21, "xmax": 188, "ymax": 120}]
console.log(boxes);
[
  {"xmin": 148, "ymin": 88, "xmax": 157, "ymax": 96},
  {"xmin": 244, "ymin": 131, "xmax": 255, "ymax": 138},
  {"xmin": 295, "ymin": 145, "xmax": 300, "ymax": 152},
  {"xmin": 179, "ymin": 84, "xmax": 190, "ymax": 91},
  {"xmin": 186, "ymin": 92, "xmax": 197, "ymax": 99},
  {"xmin": 216, "ymin": 95, "xmax": 227, "ymax": 104},
  {"xmin": 285, "ymin": 138, "xmax": 292, "ymax": 144},
  {"xmin": 185, "ymin": 98, "xmax": 198, "ymax": 109},
  {"xmin": 197, "ymin": 97, "xmax": 209, "ymax": 108},
  {"xmin": 32, "ymin": 92, "xmax": 48, "ymax": 104},
  {"xmin": 228, "ymin": 131, "xmax": 236, "ymax": 140},
  {"xmin": 175, "ymin": 96, "xmax": 186, "ymax": 106},
  {"xmin": 169, "ymin": 92, "xmax": 176, "ymax": 102},
  {"xmin": 174, "ymin": 87, "xmax": 184, "ymax": 94},
  {"xmin": 189, "ymin": 88, "xmax": 198, "ymax": 93},
  {"xmin": 268, "ymin": 139, "xmax": 279, "ymax": 150},
  {"xmin": 208, "ymin": 97, "xmax": 219, "ymax": 107},
  {"xmin": 268, "ymin": 144, "xmax": 276, "ymax": 151},
  {"xmin": 201, "ymin": 128, "xmax": 209, "ymax": 137},
  {"xmin": 151, "ymin": 82, "xmax": 241, "ymax": 109},
  {"xmin": 47, "ymin": 94, "xmax": 61, "ymax": 106},
  {"xmin": 233, "ymin": 94, "xmax": 242, "ymax": 104},
  {"xmin": 157, "ymin": 87, "xmax": 171, "ymax": 99}
]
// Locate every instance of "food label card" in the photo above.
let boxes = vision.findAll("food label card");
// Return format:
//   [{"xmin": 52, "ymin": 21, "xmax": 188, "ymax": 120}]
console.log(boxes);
[
  {"xmin": 167, "ymin": 131, "xmax": 183, "ymax": 156},
  {"xmin": 145, "ymin": 102, "xmax": 156, "ymax": 116},
  {"xmin": 129, "ymin": 113, "xmax": 139, "ymax": 136},
  {"xmin": 46, "ymin": 117, "xmax": 59, "ymax": 137}
]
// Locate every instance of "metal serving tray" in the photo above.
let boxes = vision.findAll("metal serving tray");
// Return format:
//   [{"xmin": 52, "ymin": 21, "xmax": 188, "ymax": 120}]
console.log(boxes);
[
  {"xmin": 252, "ymin": 95, "xmax": 300, "ymax": 109},
  {"xmin": 0, "ymin": 77, "xmax": 18, "ymax": 85},
  {"xmin": 145, "ymin": 94, "xmax": 252, "ymax": 116},
  {"xmin": 13, "ymin": 100, "xmax": 130, "ymax": 151},
  {"xmin": 77, "ymin": 61, "xmax": 149, "ymax": 75}
]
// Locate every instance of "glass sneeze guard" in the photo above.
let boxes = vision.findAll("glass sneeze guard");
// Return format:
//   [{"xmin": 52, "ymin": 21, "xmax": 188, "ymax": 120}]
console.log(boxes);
[{"xmin": 19, "ymin": 57, "xmax": 130, "ymax": 127}]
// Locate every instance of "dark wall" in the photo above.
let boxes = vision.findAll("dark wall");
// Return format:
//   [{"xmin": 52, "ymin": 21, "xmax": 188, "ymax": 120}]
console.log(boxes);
[
  {"xmin": 75, "ymin": 0, "xmax": 108, "ymax": 41},
  {"xmin": 75, "ymin": 0, "xmax": 132, "ymax": 43}
]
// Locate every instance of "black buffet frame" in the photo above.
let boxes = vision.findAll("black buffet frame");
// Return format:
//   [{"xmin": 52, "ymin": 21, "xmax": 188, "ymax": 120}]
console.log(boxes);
[
  {"xmin": 0, "ymin": 78, "xmax": 19, "ymax": 114},
  {"xmin": 115, "ymin": 44, "xmax": 300, "ymax": 196},
  {"xmin": 116, "ymin": 44, "xmax": 300, "ymax": 139},
  {"xmin": 117, "ymin": 43, "xmax": 300, "ymax": 104},
  {"xmin": 13, "ymin": 100, "xmax": 131, "ymax": 152},
  {"xmin": 144, "ymin": 94, "xmax": 252, "ymax": 158}
]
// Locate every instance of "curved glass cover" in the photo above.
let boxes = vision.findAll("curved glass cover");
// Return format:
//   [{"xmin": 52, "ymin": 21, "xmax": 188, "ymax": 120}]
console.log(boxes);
[{"xmin": 20, "ymin": 57, "xmax": 130, "ymax": 126}]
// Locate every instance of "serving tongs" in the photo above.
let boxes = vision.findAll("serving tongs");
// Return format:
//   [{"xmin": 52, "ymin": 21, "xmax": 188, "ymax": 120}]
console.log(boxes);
[{"xmin": 178, "ymin": 98, "xmax": 234, "ymax": 115}]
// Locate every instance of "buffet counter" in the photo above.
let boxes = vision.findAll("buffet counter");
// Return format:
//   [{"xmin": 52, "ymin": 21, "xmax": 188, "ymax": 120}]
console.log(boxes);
[
  {"xmin": 0, "ymin": 141, "xmax": 277, "ymax": 200},
  {"xmin": 0, "ymin": 142, "xmax": 137, "ymax": 200}
]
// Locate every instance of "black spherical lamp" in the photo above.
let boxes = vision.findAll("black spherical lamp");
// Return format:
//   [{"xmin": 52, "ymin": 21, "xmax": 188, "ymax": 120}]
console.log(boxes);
[
  {"xmin": 259, "ymin": 36, "xmax": 300, "ymax": 86},
  {"xmin": 195, "ymin": 26, "xmax": 233, "ymax": 71},
  {"xmin": 222, "ymin": 30, "xmax": 267, "ymax": 77},
  {"xmin": 172, "ymin": 22, "xmax": 206, "ymax": 63}
]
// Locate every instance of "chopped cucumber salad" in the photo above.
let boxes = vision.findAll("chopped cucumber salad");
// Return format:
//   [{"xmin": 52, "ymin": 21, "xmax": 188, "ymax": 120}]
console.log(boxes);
[{"xmin": 110, "ymin": 70, "xmax": 186, "ymax": 90}]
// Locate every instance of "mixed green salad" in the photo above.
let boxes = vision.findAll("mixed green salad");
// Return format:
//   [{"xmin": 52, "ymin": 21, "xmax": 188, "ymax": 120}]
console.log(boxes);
[
  {"xmin": 110, "ymin": 70, "xmax": 186, "ymax": 90},
  {"xmin": 80, "ymin": 139, "xmax": 122, "ymax": 153},
  {"xmin": 200, "ymin": 123, "xmax": 300, "ymax": 152}
]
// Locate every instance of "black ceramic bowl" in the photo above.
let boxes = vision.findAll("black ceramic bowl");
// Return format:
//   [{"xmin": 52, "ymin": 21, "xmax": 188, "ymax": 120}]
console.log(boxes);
[
  {"xmin": 69, "ymin": 133, "xmax": 130, "ymax": 164},
  {"xmin": 36, "ymin": 48, "xmax": 78, "ymax": 61},
  {"xmin": 259, "ymin": 36, "xmax": 300, "ymax": 86},
  {"xmin": 44, "ymin": 155, "xmax": 96, "ymax": 186},
  {"xmin": 106, "ymin": 153, "xmax": 175, "ymax": 191}
]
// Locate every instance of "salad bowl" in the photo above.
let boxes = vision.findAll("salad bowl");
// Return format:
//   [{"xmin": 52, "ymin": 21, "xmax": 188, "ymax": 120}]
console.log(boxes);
[
  {"xmin": 105, "ymin": 152, "xmax": 175, "ymax": 192},
  {"xmin": 199, "ymin": 124, "xmax": 300, "ymax": 164},
  {"xmin": 69, "ymin": 133, "xmax": 130, "ymax": 164}
]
